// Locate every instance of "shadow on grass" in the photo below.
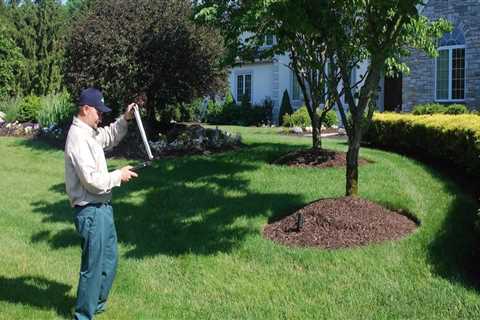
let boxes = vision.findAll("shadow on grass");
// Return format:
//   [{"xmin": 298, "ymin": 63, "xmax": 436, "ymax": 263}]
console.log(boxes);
[
  {"xmin": 427, "ymin": 183, "xmax": 479, "ymax": 291},
  {"xmin": 0, "ymin": 276, "xmax": 73, "ymax": 318},
  {"xmin": 30, "ymin": 142, "xmax": 307, "ymax": 258}
]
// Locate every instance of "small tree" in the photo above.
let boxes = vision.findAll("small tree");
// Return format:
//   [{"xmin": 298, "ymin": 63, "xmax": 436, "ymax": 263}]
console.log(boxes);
[
  {"xmin": 304, "ymin": 0, "xmax": 450, "ymax": 196},
  {"xmin": 67, "ymin": 0, "xmax": 226, "ymax": 134},
  {"xmin": 278, "ymin": 89, "xmax": 293, "ymax": 126},
  {"xmin": 196, "ymin": 0, "xmax": 337, "ymax": 149}
]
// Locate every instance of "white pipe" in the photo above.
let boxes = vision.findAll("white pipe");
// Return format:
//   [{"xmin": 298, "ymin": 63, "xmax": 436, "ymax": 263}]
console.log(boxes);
[{"xmin": 133, "ymin": 104, "xmax": 154, "ymax": 160}]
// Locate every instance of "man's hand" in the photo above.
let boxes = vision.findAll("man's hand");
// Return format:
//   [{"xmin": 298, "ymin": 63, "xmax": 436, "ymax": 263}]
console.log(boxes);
[
  {"xmin": 124, "ymin": 103, "xmax": 136, "ymax": 121},
  {"xmin": 120, "ymin": 165, "xmax": 138, "ymax": 182}
]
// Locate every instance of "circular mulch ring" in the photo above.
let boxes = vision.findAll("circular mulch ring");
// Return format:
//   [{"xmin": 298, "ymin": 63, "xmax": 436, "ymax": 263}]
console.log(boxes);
[
  {"xmin": 263, "ymin": 197, "xmax": 419, "ymax": 249},
  {"xmin": 272, "ymin": 148, "xmax": 372, "ymax": 168}
]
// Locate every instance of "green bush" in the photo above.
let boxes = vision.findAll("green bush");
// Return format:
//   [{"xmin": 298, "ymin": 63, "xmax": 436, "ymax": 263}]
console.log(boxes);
[
  {"xmin": 17, "ymin": 95, "xmax": 42, "ymax": 123},
  {"xmin": 279, "ymin": 90, "xmax": 293, "ymax": 126},
  {"xmin": 37, "ymin": 92, "xmax": 75, "ymax": 128},
  {"xmin": 412, "ymin": 103, "xmax": 445, "ymax": 115},
  {"xmin": 444, "ymin": 104, "xmax": 469, "ymax": 115},
  {"xmin": 206, "ymin": 98, "xmax": 272, "ymax": 126},
  {"xmin": 364, "ymin": 113, "xmax": 480, "ymax": 178},
  {"xmin": 283, "ymin": 107, "xmax": 337, "ymax": 128},
  {"xmin": 283, "ymin": 106, "xmax": 310, "ymax": 128},
  {"xmin": 0, "ymin": 96, "xmax": 22, "ymax": 122},
  {"xmin": 324, "ymin": 110, "xmax": 338, "ymax": 128}
]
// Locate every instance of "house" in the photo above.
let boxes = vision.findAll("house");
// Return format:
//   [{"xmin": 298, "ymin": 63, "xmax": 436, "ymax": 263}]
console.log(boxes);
[
  {"xmin": 397, "ymin": 0, "xmax": 479, "ymax": 111},
  {"xmin": 228, "ymin": 0, "xmax": 478, "ymax": 119}
]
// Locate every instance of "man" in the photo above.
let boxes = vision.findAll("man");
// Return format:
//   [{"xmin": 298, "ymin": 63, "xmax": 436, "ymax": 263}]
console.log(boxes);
[{"xmin": 64, "ymin": 88, "xmax": 138, "ymax": 320}]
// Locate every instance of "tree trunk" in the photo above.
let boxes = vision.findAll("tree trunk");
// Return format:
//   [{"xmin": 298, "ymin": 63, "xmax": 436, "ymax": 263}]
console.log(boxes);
[
  {"xmin": 312, "ymin": 111, "xmax": 321, "ymax": 150},
  {"xmin": 346, "ymin": 132, "xmax": 361, "ymax": 196}
]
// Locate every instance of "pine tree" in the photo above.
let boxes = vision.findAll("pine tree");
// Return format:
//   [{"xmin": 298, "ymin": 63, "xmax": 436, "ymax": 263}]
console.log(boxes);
[{"xmin": 278, "ymin": 89, "xmax": 293, "ymax": 126}]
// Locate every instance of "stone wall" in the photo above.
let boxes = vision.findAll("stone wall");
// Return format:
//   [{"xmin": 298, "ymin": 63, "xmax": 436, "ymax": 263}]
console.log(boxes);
[{"xmin": 403, "ymin": 0, "xmax": 480, "ymax": 111}]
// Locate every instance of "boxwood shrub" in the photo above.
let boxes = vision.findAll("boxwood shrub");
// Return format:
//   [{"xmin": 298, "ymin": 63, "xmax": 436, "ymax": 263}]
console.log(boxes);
[{"xmin": 364, "ymin": 112, "xmax": 480, "ymax": 178}]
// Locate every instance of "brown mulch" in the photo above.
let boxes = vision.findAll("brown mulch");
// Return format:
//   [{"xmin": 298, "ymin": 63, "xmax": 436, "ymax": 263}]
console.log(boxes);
[
  {"xmin": 272, "ymin": 148, "xmax": 372, "ymax": 168},
  {"xmin": 263, "ymin": 197, "xmax": 418, "ymax": 249}
]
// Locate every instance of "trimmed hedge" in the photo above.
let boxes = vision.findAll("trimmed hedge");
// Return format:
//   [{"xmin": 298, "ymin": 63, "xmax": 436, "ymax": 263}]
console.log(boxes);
[
  {"xmin": 412, "ymin": 103, "xmax": 469, "ymax": 115},
  {"xmin": 364, "ymin": 113, "xmax": 480, "ymax": 178}
]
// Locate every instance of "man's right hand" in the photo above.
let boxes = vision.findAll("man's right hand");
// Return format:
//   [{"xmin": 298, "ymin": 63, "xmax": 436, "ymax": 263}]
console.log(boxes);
[{"xmin": 120, "ymin": 165, "xmax": 138, "ymax": 182}]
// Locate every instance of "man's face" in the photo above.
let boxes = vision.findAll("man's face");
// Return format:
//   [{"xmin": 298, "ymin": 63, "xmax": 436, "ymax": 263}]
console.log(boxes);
[{"xmin": 85, "ymin": 106, "xmax": 103, "ymax": 129}]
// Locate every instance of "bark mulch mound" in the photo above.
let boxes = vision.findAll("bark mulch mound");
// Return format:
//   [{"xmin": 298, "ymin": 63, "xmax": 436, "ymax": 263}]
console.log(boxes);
[
  {"xmin": 272, "ymin": 148, "xmax": 371, "ymax": 168},
  {"xmin": 263, "ymin": 197, "xmax": 418, "ymax": 249}
]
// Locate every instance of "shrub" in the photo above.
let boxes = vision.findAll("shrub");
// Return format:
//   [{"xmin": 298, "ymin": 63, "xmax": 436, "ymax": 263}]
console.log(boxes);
[
  {"xmin": 364, "ymin": 112, "xmax": 480, "ymax": 178},
  {"xmin": 37, "ymin": 92, "xmax": 76, "ymax": 128},
  {"xmin": 412, "ymin": 103, "xmax": 445, "ymax": 115},
  {"xmin": 283, "ymin": 106, "xmax": 310, "ymax": 128},
  {"xmin": 279, "ymin": 90, "xmax": 293, "ymax": 126},
  {"xmin": 324, "ymin": 110, "xmax": 338, "ymax": 128},
  {"xmin": 206, "ymin": 98, "xmax": 272, "ymax": 126},
  {"xmin": 0, "ymin": 96, "xmax": 22, "ymax": 122},
  {"xmin": 444, "ymin": 104, "xmax": 468, "ymax": 115},
  {"xmin": 17, "ymin": 95, "xmax": 42, "ymax": 123}
]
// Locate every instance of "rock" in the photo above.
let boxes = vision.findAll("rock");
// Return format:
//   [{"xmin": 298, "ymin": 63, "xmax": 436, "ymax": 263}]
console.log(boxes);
[
  {"xmin": 304, "ymin": 126, "xmax": 313, "ymax": 133},
  {"xmin": 291, "ymin": 127, "xmax": 303, "ymax": 134},
  {"xmin": 24, "ymin": 126, "xmax": 32, "ymax": 134},
  {"xmin": 6, "ymin": 123, "xmax": 12, "ymax": 129},
  {"xmin": 338, "ymin": 128, "xmax": 346, "ymax": 135}
]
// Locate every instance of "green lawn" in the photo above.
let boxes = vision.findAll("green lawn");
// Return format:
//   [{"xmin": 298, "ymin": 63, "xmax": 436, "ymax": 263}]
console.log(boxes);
[{"xmin": 0, "ymin": 126, "xmax": 479, "ymax": 319}]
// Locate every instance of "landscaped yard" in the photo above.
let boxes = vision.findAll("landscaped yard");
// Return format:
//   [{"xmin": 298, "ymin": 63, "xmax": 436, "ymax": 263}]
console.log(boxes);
[{"xmin": 0, "ymin": 126, "xmax": 479, "ymax": 319}]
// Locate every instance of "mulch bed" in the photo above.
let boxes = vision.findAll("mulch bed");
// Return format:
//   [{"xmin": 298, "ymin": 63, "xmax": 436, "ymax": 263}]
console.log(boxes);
[
  {"xmin": 272, "ymin": 148, "xmax": 372, "ymax": 168},
  {"xmin": 263, "ymin": 197, "xmax": 418, "ymax": 249}
]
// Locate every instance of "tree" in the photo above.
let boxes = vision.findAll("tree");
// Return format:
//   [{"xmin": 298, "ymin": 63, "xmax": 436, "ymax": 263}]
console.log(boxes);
[
  {"xmin": 6, "ymin": 0, "xmax": 67, "ymax": 96},
  {"xmin": 278, "ymin": 89, "xmax": 293, "ymax": 126},
  {"xmin": 0, "ymin": 16, "xmax": 25, "ymax": 97},
  {"xmin": 67, "ymin": 0, "xmax": 226, "ymax": 133},
  {"xmin": 303, "ymin": 0, "xmax": 450, "ymax": 196},
  {"xmin": 195, "ymin": 0, "xmax": 338, "ymax": 149}
]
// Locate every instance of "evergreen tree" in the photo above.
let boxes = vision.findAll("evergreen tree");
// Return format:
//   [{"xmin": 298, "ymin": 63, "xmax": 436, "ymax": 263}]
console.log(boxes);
[
  {"xmin": 0, "ymin": 17, "xmax": 25, "ymax": 97},
  {"xmin": 7, "ymin": 0, "xmax": 66, "ymax": 96},
  {"xmin": 278, "ymin": 89, "xmax": 293, "ymax": 126}
]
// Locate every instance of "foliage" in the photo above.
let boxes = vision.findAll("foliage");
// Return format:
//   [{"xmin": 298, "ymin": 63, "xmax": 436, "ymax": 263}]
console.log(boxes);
[
  {"xmin": 444, "ymin": 104, "xmax": 469, "ymax": 115},
  {"xmin": 6, "ymin": 0, "xmax": 68, "ymax": 96},
  {"xmin": 0, "ymin": 95, "xmax": 22, "ymax": 122},
  {"xmin": 0, "ymin": 22, "xmax": 25, "ymax": 98},
  {"xmin": 364, "ymin": 112, "xmax": 480, "ymax": 179},
  {"xmin": 283, "ymin": 106, "xmax": 310, "ymax": 128},
  {"xmin": 36, "ymin": 91, "xmax": 75, "ymax": 128},
  {"xmin": 17, "ymin": 95, "xmax": 42, "ymax": 123},
  {"xmin": 67, "ymin": 0, "xmax": 227, "ymax": 130},
  {"xmin": 324, "ymin": 110, "xmax": 338, "ymax": 128},
  {"xmin": 278, "ymin": 90, "xmax": 293, "ymax": 126},
  {"xmin": 412, "ymin": 103, "xmax": 446, "ymax": 115},
  {"xmin": 412, "ymin": 103, "xmax": 469, "ymax": 115},
  {"xmin": 283, "ymin": 107, "xmax": 337, "ymax": 128},
  {"xmin": 206, "ymin": 99, "xmax": 272, "ymax": 126}
]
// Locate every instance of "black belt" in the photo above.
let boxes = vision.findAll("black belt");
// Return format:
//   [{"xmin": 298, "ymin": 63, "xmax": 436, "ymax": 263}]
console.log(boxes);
[{"xmin": 75, "ymin": 202, "xmax": 111, "ymax": 209}]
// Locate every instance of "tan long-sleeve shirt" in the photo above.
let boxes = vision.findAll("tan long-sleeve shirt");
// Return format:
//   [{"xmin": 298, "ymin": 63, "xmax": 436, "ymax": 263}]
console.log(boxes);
[{"xmin": 64, "ymin": 116, "xmax": 129, "ymax": 207}]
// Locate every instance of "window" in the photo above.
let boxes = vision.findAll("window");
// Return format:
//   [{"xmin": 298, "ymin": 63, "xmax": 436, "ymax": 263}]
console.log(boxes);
[
  {"xmin": 265, "ymin": 35, "xmax": 274, "ymax": 46},
  {"xmin": 292, "ymin": 75, "xmax": 302, "ymax": 101},
  {"xmin": 236, "ymin": 74, "xmax": 252, "ymax": 102},
  {"xmin": 436, "ymin": 26, "xmax": 465, "ymax": 101}
]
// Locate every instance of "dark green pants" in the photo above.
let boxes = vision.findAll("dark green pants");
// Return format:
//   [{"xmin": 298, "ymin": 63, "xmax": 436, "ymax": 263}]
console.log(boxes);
[{"xmin": 73, "ymin": 203, "xmax": 118, "ymax": 320}]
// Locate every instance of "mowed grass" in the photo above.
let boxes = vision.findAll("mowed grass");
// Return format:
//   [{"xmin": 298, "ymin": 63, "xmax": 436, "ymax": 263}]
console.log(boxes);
[{"xmin": 0, "ymin": 126, "xmax": 479, "ymax": 319}]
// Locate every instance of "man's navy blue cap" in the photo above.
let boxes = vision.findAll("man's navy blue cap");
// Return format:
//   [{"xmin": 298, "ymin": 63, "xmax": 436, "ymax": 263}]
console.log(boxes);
[{"xmin": 79, "ymin": 88, "xmax": 112, "ymax": 113}]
